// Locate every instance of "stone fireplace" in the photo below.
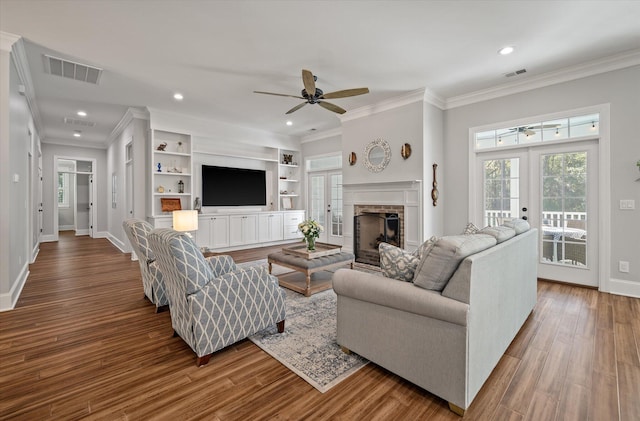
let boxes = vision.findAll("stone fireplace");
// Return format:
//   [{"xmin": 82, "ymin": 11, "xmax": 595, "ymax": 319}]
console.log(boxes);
[{"xmin": 354, "ymin": 205, "xmax": 404, "ymax": 265}]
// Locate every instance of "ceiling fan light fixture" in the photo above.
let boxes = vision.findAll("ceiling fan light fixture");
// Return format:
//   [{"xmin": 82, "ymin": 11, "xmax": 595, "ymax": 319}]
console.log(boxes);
[{"xmin": 498, "ymin": 46, "xmax": 515, "ymax": 55}]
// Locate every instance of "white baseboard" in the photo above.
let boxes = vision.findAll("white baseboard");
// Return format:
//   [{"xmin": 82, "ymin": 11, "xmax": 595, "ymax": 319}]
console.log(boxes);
[
  {"xmin": 94, "ymin": 231, "xmax": 109, "ymax": 239},
  {"xmin": 41, "ymin": 234, "xmax": 57, "ymax": 242},
  {"xmin": 31, "ymin": 244, "xmax": 40, "ymax": 264},
  {"xmin": 0, "ymin": 263, "xmax": 29, "ymax": 312},
  {"xmin": 75, "ymin": 229, "xmax": 90, "ymax": 236},
  {"xmin": 59, "ymin": 225, "xmax": 74, "ymax": 231},
  {"xmin": 608, "ymin": 278, "xmax": 640, "ymax": 298},
  {"xmin": 107, "ymin": 233, "xmax": 127, "ymax": 253}
]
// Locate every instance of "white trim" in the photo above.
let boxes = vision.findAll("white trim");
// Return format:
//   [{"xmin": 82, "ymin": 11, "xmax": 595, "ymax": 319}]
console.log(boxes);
[
  {"xmin": 0, "ymin": 264, "xmax": 29, "ymax": 312},
  {"xmin": 468, "ymin": 104, "xmax": 611, "ymax": 293},
  {"xmin": 75, "ymin": 229, "xmax": 90, "ymax": 236},
  {"xmin": 447, "ymin": 50, "xmax": 640, "ymax": 110},
  {"xmin": 31, "ymin": 244, "xmax": 39, "ymax": 264},
  {"xmin": 8, "ymin": 37, "xmax": 45, "ymax": 139},
  {"xmin": 339, "ymin": 88, "xmax": 437, "ymax": 122},
  {"xmin": 41, "ymin": 234, "xmax": 57, "ymax": 243},
  {"xmin": 105, "ymin": 107, "xmax": 149, "ymax": 148},
  {"xmin": 300, "ymin": 127, "xmax": 342, "ymax": 143},
  {"xmin": 106, "ymin": 232, "xmax": 127, "ymax": 253},
  {"xmin": 608, "ymin": 278, "xmax": 640, "ymax": 299},
  {"xmin": 0, "ymin": 31, "xmax": 20, "ymax": 52},
  {"xmin": 43, "ymin": 137, "xmax": 107, "ymax": 149}
]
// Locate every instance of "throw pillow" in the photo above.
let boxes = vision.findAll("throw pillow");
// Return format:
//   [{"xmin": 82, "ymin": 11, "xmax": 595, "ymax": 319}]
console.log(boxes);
[
  {"xmin": 413, "ymin": 234, "xmax": 497, "ymax": 291},
  {"xmin": 502, "ymin": 218, "xmax": 530, "ymax": 234},
  {"xmin": 462, "ymin": 222, "xmax": 480, "ymax": 235},
  {"xmin": 413, "ymin": 235, "xmax": 438, "ymax": 260},
  {"xmin": 479, "ymin": 225, "xmax": 516, "ymax": 243},
  {"xmin": 379, "ymin": 242, "xmax": 420, "ymax": 282}
]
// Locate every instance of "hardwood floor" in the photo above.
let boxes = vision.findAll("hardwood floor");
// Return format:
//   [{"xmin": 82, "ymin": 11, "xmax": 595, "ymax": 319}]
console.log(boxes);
[{"xmin": 1, "ymin": 232, "xmax": 638, "ymax": 420}]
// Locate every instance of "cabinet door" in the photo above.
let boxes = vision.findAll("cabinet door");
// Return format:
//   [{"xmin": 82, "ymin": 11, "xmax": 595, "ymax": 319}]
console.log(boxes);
[
  {"xmin": 195, "ymin": 217, "xmax": 212, "ymax": 248},
  {"xmin": 211, "ymin": 216, "xmax": 229, "ymax": 248},
  {"xmin": 259, "ymin": 213, "xmax": 283, "ymax": 242},
  {"xmin": 229, "ymin": 216, "xmax": 245, "ymax": 246},
  {"xmin": 243, "ymin": 214, "xmax": 258, "ymax": 244}
]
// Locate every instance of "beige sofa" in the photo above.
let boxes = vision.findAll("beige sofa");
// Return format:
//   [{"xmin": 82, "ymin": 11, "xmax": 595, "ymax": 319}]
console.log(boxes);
[{"xmin": 333, "ymin": 228, "xmax": 538, "ymax": 415}]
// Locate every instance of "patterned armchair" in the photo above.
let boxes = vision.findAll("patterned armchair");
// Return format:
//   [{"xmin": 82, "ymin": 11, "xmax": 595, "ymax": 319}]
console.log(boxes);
[
  {"xmin": 148, "ymin": 228, "xmax": 286, "ymax": 366},
  {"xmin": 122, "ymin": 219, "xmax": 169, "ymax": 312}
]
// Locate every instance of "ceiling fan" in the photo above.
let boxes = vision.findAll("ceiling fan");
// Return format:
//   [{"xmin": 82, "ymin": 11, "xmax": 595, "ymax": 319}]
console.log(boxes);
[
  {"xmin": 510, "ymin": 123, "xmax": 561, "ymax": 136},
  {"xmin": 253, "ymin": 69, "xmax": 369, "ymax": 115}
]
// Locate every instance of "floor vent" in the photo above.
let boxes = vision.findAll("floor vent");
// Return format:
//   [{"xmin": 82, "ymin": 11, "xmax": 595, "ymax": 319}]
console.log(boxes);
[
  {"xmin": 43, "ymin": 54, "xmax": 103, "ymax": 85},
  {"xmin": 63, "ymin": 117, "xmax": 96, "ymax": 127},
  {"xmin": 505, "ymin": 68, "xmax": 527, "ymax": 78}
]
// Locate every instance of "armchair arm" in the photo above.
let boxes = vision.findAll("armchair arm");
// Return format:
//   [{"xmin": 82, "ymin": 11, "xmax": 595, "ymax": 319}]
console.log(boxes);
[{"xmin": 204, "ymin": 255, "xmax": 238, "ymax": 277}]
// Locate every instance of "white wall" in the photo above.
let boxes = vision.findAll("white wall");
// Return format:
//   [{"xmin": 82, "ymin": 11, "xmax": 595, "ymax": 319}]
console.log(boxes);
[{"xmin": 443, "ymin": 65, "xmax": 640, "ymax": 290}]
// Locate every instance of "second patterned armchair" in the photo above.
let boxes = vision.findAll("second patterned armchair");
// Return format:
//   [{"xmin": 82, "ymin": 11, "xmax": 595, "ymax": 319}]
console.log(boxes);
[
  {"xmin": 122, "ymin": 219, "xmax": 169, "ymax": 312},
  {"xmin": 148, "ymin": 228, "xmax": 286, "ymax": 366}
]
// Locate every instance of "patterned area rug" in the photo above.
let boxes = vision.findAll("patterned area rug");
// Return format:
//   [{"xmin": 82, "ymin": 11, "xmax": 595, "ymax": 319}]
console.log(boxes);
[{"xmin": 239, "ymin": 259, "xmax": 370, "ymax": 393}]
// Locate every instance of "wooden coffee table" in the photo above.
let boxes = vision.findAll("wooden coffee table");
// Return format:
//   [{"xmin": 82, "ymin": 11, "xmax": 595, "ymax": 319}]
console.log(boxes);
[{"xmin": 268, "ymin": 247, "xmax": 355, "ymax": 297}]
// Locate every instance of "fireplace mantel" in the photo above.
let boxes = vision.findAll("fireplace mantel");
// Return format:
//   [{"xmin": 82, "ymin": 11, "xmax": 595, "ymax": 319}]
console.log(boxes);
[{"xmin": 342, "ymin": 180, "xmax": 422, "ymax": 254}]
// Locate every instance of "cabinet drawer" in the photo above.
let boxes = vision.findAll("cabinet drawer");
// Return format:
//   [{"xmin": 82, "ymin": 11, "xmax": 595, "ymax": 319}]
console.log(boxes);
[
  {"xmin": 284, "ymin": 213, "xmax": 305, "ymax": 225},
  {"xmin": 283, "ymin": 224, "xmax": 302, "ymax": 240}
]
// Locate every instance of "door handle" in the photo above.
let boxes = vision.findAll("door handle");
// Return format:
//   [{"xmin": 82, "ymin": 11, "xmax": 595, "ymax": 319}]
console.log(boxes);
[{"xmin": 522, "ymin": 216, "xmax": 528, "ymax": 220}]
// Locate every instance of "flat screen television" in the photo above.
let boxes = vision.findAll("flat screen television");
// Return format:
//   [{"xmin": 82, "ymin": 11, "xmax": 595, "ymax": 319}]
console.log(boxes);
[{"xmin": 201, "ymin": 165, "xmax": 267, "ymax": 206}]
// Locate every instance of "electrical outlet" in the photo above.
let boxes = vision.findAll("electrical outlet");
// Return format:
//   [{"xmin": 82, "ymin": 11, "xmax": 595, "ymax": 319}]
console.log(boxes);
[{"xmin": 619, "ymin": 260, "xmax": 630, "ymax": 273}]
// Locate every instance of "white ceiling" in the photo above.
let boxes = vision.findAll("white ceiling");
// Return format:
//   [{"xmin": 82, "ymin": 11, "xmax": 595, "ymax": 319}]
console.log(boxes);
[{"xmin": 2, "ymin": 0, "xmax": 640, "ymax": 148}]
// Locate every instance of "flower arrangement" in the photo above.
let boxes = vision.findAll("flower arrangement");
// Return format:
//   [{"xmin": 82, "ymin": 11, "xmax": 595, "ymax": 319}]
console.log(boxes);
[{"xmin": 298, "ymin": 218, "xmax": 323, "ymax": 251}]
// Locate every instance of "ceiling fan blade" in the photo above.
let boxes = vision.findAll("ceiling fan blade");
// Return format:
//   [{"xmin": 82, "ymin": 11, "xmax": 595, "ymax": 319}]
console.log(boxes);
[
  {"xmin": 302, "ymin": 69, "xmax": 316, "ymax": 96},
  {"xmin": 253, "ymin": 91, "xmax": 304, "ymax": 99},
  {"xmin": 524, "ymin": 129, "xmax": 536, "ymax": 136},
  {"xmin": 318, "ymin": 101, "xmax": 346, "ymax": 114},
  {"xmin": 321, "ymin": 87, "xmax": 370, "ymax": 99},
  {"xmin": 285, "ymin": 102, "xmax": 307, "ymax": 114}
]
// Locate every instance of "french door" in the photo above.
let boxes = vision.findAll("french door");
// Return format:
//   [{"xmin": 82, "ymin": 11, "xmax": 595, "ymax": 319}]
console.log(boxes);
[
  {"xmin": 476, "ymin": 141, "xmax": 598, "ymax": 287},
  {"xmin": 308, "ymin": 171, "xmax": 343, "ymax": 245}
]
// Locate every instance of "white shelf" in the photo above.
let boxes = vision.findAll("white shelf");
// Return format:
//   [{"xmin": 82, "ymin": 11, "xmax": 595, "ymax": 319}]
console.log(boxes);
[
  {"xmin": 279, "ymin": 163, "xmax": 299, "ymax": 168},
  {"xmin": 153, "ymin": 192, "xmax": 191, "ymax": 196},
  {"xmin": 280, "ymin": 194, "xmax": 299, "ymax": 197},
  {"xmin": 154, "ymin": 172, "xmax": 192, "ymax": 176},
  {"xmin": 151, "ymin": 129, "xmax": 193, "ymax": 218},
  {"xmin": 279, "ymin": 179, "xmax": 299, "ymax": 182},
  {"xmin": 193, "ymin": 150, "xmax": 279, "ymax": 163},
  {"xmin": 154, "ymin": 150, "xmax": 191, "ymax": 157}
]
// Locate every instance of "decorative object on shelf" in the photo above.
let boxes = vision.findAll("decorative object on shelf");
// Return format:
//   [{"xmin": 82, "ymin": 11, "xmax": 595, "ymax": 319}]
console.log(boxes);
[
  {"xmin": 172, "ymin": 210, "xmax": 198, "ymax": 238},
  {"xmin": 298, "ymin": 218, "xmax": 323, "ymax": 251},
  {"xmin": 156, "ymin": 142, "xmax": 167, "ymax": 151},
  {"xmin": 157, "ymin": 162, "xmax": 162, "ymax": 172},
  {"xmin": 177, "ymin": 141, "xmax": 184, "ymax": 153},
  {"xmin": 157, "ymin": 185, "xmax": 165, "ymax": 193},
  {"xmin": 282, "ymin": 197, "xmax": 293, "ymax": 210},
  {"xmin": 364, "ymin": 138, "xmax": 391, "ymax": 173},
  {"xmin": 178, "ymin": 179, "xmax": 184, "ymax": 194},
  {"xmin": 431, "ymin": 163, "xmax": 439, "ymax": 207},
  {"xmin": 161, "ymin": 198, "xmax": 181, "ymax": 212},
  {"xmin": 348, "ymin": 152, "xmax": 357, "ymax": 166},
  {"xmin": 194, "ymin": 197, "xmax": 202, "ymax": 213},
  {"xmin": 282, "ymin": 153, "xmax": 293, "ymax": 164},
  {"xmin": 401, "ymin": 143, "xmax": 412, "ymax": 160}
]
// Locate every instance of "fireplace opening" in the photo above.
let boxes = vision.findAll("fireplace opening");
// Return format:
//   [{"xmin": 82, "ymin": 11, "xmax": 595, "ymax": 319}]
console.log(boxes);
[{"xmin": 354, "ymin": 212, "xmax": 401, "ymax": 266}]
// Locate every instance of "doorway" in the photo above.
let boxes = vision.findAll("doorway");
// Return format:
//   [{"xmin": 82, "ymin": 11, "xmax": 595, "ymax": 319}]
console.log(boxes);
[
  {"xmin": 308, "ymin": 171, "xmax": 343, "ymax": 245},
  {"xmin": 53, "ymin": 156, "xmax": 97, "ymax": 240}
]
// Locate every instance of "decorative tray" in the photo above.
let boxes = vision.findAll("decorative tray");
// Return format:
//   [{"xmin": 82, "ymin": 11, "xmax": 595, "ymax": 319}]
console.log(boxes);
[{"xmin": 282, "ymin": 243, "xmax": 342, "ymax": 259}]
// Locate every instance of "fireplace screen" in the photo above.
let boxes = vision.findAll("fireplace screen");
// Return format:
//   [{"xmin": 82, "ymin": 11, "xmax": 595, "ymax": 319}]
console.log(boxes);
[{"xmin": 354, "ymin": 213, "xmax": 400, "ymax": 266}]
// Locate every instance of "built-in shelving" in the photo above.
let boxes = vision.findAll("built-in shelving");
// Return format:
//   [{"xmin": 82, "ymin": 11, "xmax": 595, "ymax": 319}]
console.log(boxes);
[
  {"xmin": 150, "ymin": 130, "xmax": 192, "ymax": 217},
  {"xmin": 278, "ymin": 150, "xmax": 301, "ymax": 210}
]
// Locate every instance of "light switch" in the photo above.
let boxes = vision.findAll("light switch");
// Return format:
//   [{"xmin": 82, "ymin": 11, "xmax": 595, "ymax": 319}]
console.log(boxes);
[
  {"xmin": 13, "ymin": 174, "xmax": 19, "ymax": 182},
  {"xmin": 620, "ymin": 200, "xmax": 635, "ymax": 210}
]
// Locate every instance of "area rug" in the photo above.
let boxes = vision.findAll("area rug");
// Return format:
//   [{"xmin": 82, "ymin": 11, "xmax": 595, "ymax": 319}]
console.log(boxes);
[{"xmin": 238, "ymin": 259, "xmax": 369, "ymax": 393}]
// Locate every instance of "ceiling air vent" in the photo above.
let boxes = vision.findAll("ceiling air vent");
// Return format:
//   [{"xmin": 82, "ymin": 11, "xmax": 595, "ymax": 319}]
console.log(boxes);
[
  {"xmin": 43, "ymin": 54, "xmax": 103, "ymax": 85},
  {"xmin": 505, "ymin": 68, "xmax": 527, "ymax": 78},
  {"xmin": 63, "ymin": 117, "xmax": 96, "ymax": 127}
]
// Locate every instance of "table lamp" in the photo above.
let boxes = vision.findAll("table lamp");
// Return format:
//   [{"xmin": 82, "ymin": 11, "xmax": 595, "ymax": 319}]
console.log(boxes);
[{"xmin": 173, "ymin": 210, "xmax": 199, "ymax": 238}]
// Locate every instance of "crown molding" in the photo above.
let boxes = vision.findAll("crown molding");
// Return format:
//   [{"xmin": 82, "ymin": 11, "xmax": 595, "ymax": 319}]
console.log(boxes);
[
  {"xmin": 105, "ymin": 107, "xmax": 149, "ymax": 147},
  {"xmin": 41, "ymin": 137, "xmax": 107, "ymax": 150},
  {"xmin": 340, "ymin": 88, "xmax": 445, "ymax": 123},
  {"xmin": 445, "ymin": 49, "xmax": 640, "ymax": 110},
  {"xmin": 300, "ymin": 127, "xmax": 342, "ymax": 143},
  {"xmin": 9, "ymin": 37, "xmax": 45, "ymax": 138},
  {"xmin": 0, "ymin": 31, "xmax": 20, "ymax": 52}
]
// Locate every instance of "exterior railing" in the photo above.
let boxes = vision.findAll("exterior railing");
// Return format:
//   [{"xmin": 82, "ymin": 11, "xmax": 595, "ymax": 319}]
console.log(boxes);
[{"xmin": 484, "ymin": 211, "xmax": 587, "ymax": 227}]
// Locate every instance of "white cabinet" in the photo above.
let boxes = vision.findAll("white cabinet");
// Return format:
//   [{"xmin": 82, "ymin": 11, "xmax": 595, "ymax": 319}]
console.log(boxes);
[
  {"xmin": 258, "ymin": 213, "xmax": 283, "ymax": 242},
  {"xmin": 283, "ymin": 211, "xmax": 305, "ymax": 240},
  {"xmin": 196, "ymin": 215, "xmax": 229, "ymax": 249},
  {"xmin": 229, "ymin": 214, "xmax": 258, "ymax": 246},
  {"xmin": 150, "ymin": 130, "xmax": 192, "ymax": 217}
]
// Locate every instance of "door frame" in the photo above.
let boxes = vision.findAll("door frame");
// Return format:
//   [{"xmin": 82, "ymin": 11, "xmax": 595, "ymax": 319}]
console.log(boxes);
[{"xmin": 468, "ymin": 104, "xmax": 611, "ymax": 291}]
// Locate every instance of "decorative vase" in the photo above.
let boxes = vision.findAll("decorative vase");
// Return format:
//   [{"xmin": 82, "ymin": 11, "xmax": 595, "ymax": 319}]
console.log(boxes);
[{"xmin": 306, "ymin": 236, "xmax": 316, "ymax": 251}]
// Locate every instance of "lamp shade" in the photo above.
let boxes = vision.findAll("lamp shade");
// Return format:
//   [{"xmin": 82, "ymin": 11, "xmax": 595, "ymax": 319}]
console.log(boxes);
[{"xmin": 173, "ymin": 210, "xmax": 199, "ymax": 232}]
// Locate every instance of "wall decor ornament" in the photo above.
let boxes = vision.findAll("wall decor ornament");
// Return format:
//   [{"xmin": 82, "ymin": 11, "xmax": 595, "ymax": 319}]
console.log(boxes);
[
  {"xmin": 156, "ymin": 142, "xmax": 167, "ymax": 151},
  {"xmin": 431, "ymin": 163, "xmax": 439, "ymax": 206},
  {"xmin": 364, "ymin": 138, "xmax": 391, "ymax": 172},
  {"xmin": 348, "ymin": 152, "xmax": 357, "ymax": 166},
  {"xmin": 401, "ymin": 143, "xmax": 412, "ymax": 159}
]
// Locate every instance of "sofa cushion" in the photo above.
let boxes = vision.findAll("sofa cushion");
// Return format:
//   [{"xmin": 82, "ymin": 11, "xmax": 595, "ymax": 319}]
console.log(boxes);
[
  {"xmin": 379, "ymin": 237, "xmax": 438, "ymax": 282},
  {"xmin": 462, "ymin": 222, "xmax": 481, "ymax": 235},
  {"xmin": 479, "ymin": 225, "xmax": 516, "ymax": 243},
  {"xmin": 502, "ymin": 218, "xmax": 531, "ymax": 234},
  {"xmin": 414, "ymin": 234, "xmax": 497, "ymax": 291}
]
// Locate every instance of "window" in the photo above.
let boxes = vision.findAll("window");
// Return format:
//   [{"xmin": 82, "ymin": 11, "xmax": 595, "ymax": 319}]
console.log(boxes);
[{"xmin": 58, "ymin": 172, "xmax": 70, "ymax": 208}]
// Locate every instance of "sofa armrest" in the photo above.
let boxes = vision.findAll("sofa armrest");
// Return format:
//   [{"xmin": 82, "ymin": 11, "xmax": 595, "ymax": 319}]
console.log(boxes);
[
  {"xmin": 333, "ymin": 269, "xmax": 469, "ymax": 327},
  {"xmin": 204, "ymin": 255, "xmax": 238, "ymax": 277}
]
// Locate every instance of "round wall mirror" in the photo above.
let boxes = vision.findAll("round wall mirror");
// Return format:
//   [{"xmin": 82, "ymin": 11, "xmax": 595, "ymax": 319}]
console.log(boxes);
[{"xmin": 364, "ymin": 138, "xmax": 391, "ymax": 172}]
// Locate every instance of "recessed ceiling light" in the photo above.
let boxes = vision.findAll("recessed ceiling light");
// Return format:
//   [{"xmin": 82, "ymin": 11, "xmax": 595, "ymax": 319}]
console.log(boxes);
[
  {"xmin": 286, "ymin": 121, "xmax": 293, "ymax": 126},
  {"xmin": 498, "ymin": 46, "xmax": 514, "ymax": 55},
  {"xmin": 73, "ymin": 131, "xmax": 82, "ymax": 137},
  {"xmin": 77, "ymin": 110, "xmax": 87, "ymax": 117},
  {"xmin": 173, "ymin": 93, "xmax": 184, "ymax": 101}
]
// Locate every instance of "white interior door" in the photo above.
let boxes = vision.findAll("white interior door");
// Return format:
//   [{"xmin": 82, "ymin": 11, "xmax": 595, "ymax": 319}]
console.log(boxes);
[
  {"xmin": 308, "ymin": 171, "xmax": 343, "ymax": 245},
  {"xmin": 476, "ymin": 141, "xmax": 598, "ymax": 287}
]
